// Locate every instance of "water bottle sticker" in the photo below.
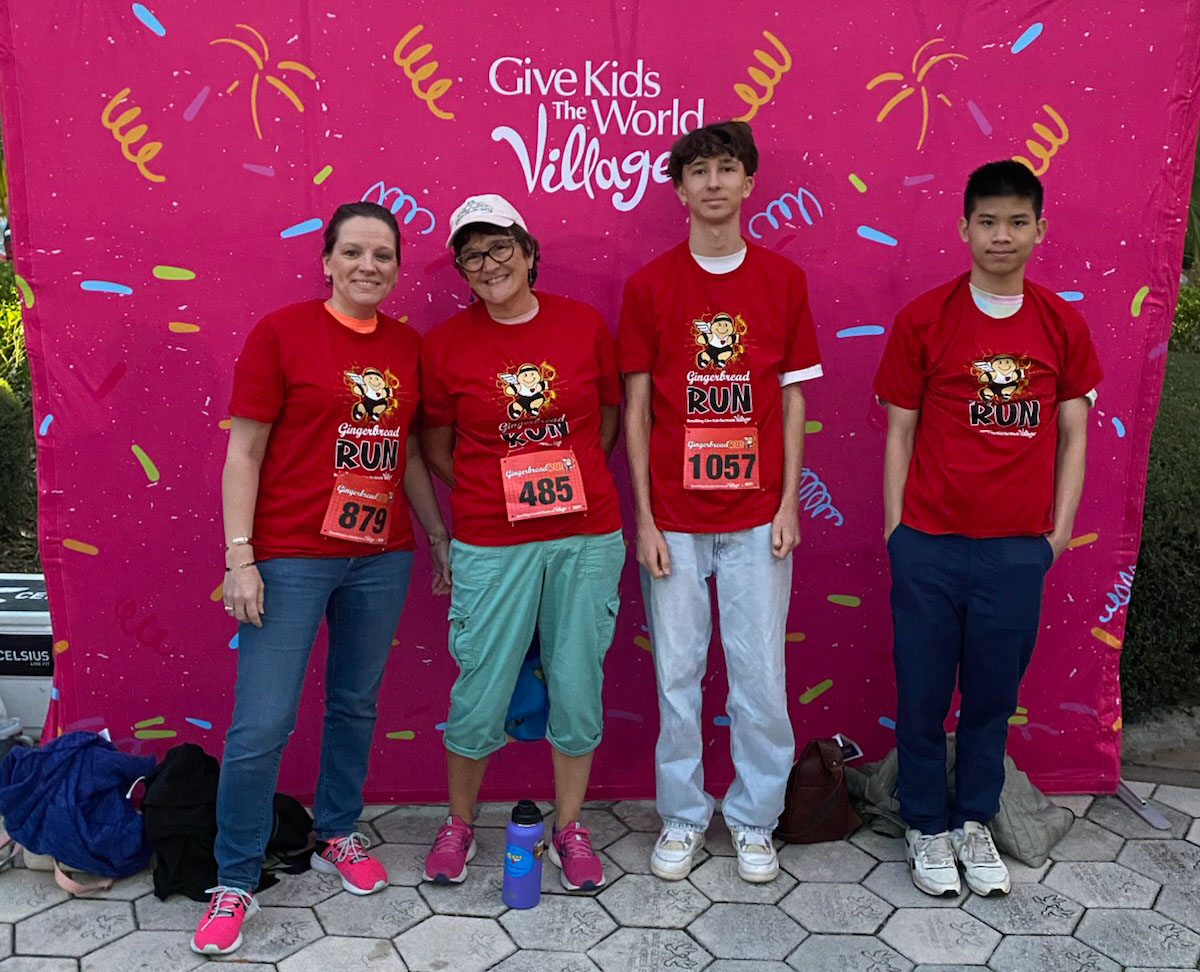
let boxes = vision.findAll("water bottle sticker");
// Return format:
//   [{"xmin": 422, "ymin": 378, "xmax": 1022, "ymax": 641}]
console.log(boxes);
[{"xmin": 504, "ymin": 844, "xmax": 532, "ymax": 877}]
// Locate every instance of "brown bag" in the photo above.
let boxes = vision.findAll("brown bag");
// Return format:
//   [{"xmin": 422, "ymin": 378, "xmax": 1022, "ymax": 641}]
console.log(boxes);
[{"xmin": 776, "ymin": 738, "xmax": 863, "ymax": 843}]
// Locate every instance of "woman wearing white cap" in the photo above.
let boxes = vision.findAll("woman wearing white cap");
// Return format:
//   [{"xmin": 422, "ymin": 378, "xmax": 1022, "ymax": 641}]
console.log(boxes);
[{"xmin": 420, "ymin": 194, "xmax": 625, "ymax": 891}]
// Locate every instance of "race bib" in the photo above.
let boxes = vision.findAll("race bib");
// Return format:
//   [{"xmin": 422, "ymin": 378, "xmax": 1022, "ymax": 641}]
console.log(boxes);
[
  {"xmin": 320, "ymin": 471, "xmax": 394, "ymax": 544},
  {"xmin": 683, "ymin": 425, "xmax": 761, "ymax": 490},
  {"xmin": 500, "ymin": 449, "xmax": 588, "ymax": 522}
]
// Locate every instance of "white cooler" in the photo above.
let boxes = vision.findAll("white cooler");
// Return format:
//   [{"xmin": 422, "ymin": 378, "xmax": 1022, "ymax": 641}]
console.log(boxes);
[{"xmin": 0, "ymin": 573, "xmax": 53, "ymax": 733}]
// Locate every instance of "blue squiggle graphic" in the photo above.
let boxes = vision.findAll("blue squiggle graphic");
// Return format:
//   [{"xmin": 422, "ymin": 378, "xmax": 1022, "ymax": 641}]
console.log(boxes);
[
  {"xmin": 748, "ymin": 187, "xmax": 823, "ymax": 239},
  {"xmin": 1098, "ymin": 565, "xmax": 1135, "ymax": 623},
  {"xmin": 799, "ymin": 467, "xmax": 844, "ymax": 526}
]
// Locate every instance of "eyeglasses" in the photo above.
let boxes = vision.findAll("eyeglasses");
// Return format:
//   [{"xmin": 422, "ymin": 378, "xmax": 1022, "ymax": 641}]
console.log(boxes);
[{"xmin": 455, "ymin": 239, "xmax": 516, "ymax": 271}]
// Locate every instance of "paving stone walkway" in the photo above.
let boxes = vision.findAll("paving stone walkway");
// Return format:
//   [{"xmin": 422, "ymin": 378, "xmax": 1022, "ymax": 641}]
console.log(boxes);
[{"xmin": 2, "ymin": 782, "xmax": 1199, "ymax": 971}]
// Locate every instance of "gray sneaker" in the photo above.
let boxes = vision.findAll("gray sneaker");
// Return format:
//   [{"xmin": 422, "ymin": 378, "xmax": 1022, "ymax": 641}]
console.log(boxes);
[
  {"xmin": 731, "ymin": 829, "xmax": 779, "ymax": 883},
  {"xmin": 950, "ymin": 821, "xmax": 1011, "ymax": 896},
  {"xmin": 905, "ymin": 828, "xmax": 962, "ymax": 896},
  {"xmin": 650, "ymin": 826, "xmax": 705, "ymax": 880}
]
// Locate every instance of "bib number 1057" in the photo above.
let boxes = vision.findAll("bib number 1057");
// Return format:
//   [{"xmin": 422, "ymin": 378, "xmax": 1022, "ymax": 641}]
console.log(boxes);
[{"xmin": 683, "ymin": 426, "xmax": 761, "ymax": 490}]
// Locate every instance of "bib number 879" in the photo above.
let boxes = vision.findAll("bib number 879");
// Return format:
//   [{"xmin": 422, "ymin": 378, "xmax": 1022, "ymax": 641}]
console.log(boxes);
[
  {"xmin": 337, "ymin": 501, "xmax": 389, "ymax": 534},
  {"xmin": 518, "ymin": 476, "xmax": 574, "ymax": 507},
  {"xmin": 688, "ymin": 453, "xmax": 757, "ymax": 482}
]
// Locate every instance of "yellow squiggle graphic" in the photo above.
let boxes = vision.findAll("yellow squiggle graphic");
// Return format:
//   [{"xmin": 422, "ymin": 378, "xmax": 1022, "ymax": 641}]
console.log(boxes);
[
  {"xmin": 393, "ymin": 25, "xmax": 455, "ymax": 121},
  {"xmin": 1013, "ymin": 105, "xmax": 1069, "ymax": 176},
  {"xmin": 732, "ymin": 30, "xmax": 792, "ymax": 122},
  {"xmin": 210, "ymin": 24, "xmax": 315, "ymax": 140},
  {"xmin": 100, "ymin": 88, "xmax": 165, "ymax": 183}
]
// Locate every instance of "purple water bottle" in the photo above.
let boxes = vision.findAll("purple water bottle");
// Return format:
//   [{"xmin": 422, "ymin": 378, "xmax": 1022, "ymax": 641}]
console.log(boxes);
[{"xmin": 502, "ymin": 799, "xmax": 545, "ymax": 909}]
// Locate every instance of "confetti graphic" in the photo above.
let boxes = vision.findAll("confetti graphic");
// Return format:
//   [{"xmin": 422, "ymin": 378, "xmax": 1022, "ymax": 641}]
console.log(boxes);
[
  {"xmin": 131, "ymin": 4, "xmax": 166, "ymax": 37},
  {"xmin": 1011, "ymin": 23, "xmax": 1044, "ymax": 54}
]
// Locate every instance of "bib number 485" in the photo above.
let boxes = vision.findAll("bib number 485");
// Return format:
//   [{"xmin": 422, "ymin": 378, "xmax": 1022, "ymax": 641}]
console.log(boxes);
[{"xmin": 518, "ymin": 476, "xmax": 574, "ymax": 508}]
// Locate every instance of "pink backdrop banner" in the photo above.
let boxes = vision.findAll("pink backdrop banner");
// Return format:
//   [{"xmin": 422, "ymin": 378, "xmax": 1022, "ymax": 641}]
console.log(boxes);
[{"xmin": 2, "ymin": 1, "xmax": 1198, "ymax": 800}]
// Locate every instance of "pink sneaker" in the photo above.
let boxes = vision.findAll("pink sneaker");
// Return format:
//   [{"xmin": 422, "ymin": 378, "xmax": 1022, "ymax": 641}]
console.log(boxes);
[
  {"xmin": 548, "ymin": 821, "xmax": 605, "ymax": 890},
  {"xmin": 190, "ymin": 886, "xmax": 258, "ymax": 955},
  {"xmin": 311, "ymin": 832, "xmax": 387, "ymax": 895},
  {"xmin": 424, "ymin": 815, "xmax": 477, "ymax": 884}
]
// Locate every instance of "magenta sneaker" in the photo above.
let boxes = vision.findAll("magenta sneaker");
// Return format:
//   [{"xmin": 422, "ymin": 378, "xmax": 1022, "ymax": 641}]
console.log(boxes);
[
  {"xmin": 190, "ymin": 886, "xmax": 258, "ymax": 955},
  {"xmin": 310, "ymin": 832, "xmax": 387, "ymax": 895},
  {"xmin": 424, "ymin": 815, "xmax": 477, "ymax": 884},
  {"xmin": 547, "ymin": 820, "xmax": 605, "ymax": 890}
]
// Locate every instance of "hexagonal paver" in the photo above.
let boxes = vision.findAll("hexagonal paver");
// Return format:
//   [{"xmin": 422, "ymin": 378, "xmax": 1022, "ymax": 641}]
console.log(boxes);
[
  {"xmin": 1118, "ymin": 839, "xmax": 1200, "ymax": 887},
  {"xmin": 542, "ymin": 852, "xmax": 623, "ymax": 896},
  {"xmin": 394, "ymin": 915, "xmax": 515, "ymax": 972},
  {"xmin": 419, "ymin": 866, "xmax": 506, "ymax": 916},
  {"xmin": 358, "ymin": 804, "xmax": 396, "ymax": 821},
  {"xmin": 0, "ymin": 871, "xmax": 70, "ymax": 923},
  {"xmin": 611, "ymin": 801, "xmax": 661, "ymax": 832},
  {"xmin": 256, "ymin": 869, "xmax": 344, "ymax": 907},
  {"xmin": 987, "ymin": 935, "xmax": 1119, "ymax": 972},
  {"xmin": 0, "ymin": 925, "xmax": 9, "ymax": 962},
  {"xmin": 962, "ymin": 882, "xmax": 1083, "ymax": 935},
  {"xmin": 1189, "ymin": 818, "xmax": 1200, "ymax": 846},
  {"xmin": 1153, "ymin": 785, "xmax": 1200, "ymax": 817},
  {"xmin": 1074, "ymin": 908, "xmax": 1200, "ymax": 968},
  {"xmin": 849, "ymin": 828, "xmax": 906, "ymax": 862},
  {"xmin": 500, "ymin": 895, "xmax": 615, "ymax": 950},
  {"xmin": 469, "ymin": 827, "xmax": 508, "ymax": 866},
  {"xmin": 374, "ymin": 843, "xmax": 433, "ymax": 887},
  {"xmin": 0, "ymin": 960, "xmax": 82, "ymax": 971},
  {"xmin": 862, "ymin": 862, "xmax": 968, "ymax": 908},
  {"xmin": 604, "ymin": 831, "xmax": 710, "ymax": 876},
  {"xmin": 1043, "ymin": 861, "xmax": 1158, "ymax": 907},
  {"xmin": 472, "ymin": 802, "xmax": 554, "ymax": 829},
  {"xmin": 77, "ymin": 930, "xmax": 203, "ymax": 972},
  {"xmin": 687, "ymin": 856, "xmax": 795, "ymax": 903},
  {"xmin": 1049, "ymin": 794, "xmax": 1094, "ymax": 817},
  {"xmin": 588, "ymin": 927, "xmax": 712, "ymax": 972},
  {"xmin": 910, "ymin": 967, "xmax": 990, "ymax": 972},
  {"xmin": 206, "ymin": 906, "xmax": 324, "ymax": 964},
  {"xmin": 1157, "ymin": 886, "xmax": 1200, "ymax": 933},
  {"xmin": 1086, "ymin": 795, "xmax": 1190, "ymax": 839},
  {"xmin": 787, "ymin": 934, "xmax": 912, "ymax": 972},
  {"xmin": 1000, "ymin": 854, "xmax": 1050, "ymax": 883},
  {"xmin": 711, "ymin": 962, "xmax": 791, "ymax": 972},
  {"xmin": 276, "ymin": 936, "xmax": 405, "ymax": 972},
  {"xmin": 132, "ymin": 893, "xmax": 202, "ymax": 931},
  {"xmin": 80, "ymin": 870, "xmax": 155, "ymax": 902},
  {"xmin": 777, "ymin": 840, "xmax": 876, "ymax": 883},
  {"xmin": 314, "ymin": 886, "xmax": 430, "ymax": 938},
  {"xmin": 373, "ymin": 805, "xmax": 452, "ymax": 844},
  {"xmin": 490, "ymin": 952, "xmax": 600, "ymax": 972},
  {"xmin": 568, "ymin": 808, "xmax": 628, "ymax": 851},
  {"xmin": 1047, "ymin": 818, "xmax": 1125, "ymax": 861},
  {"xmin": 779, "ymin": 882, "xmax": 891, "ymax": 934},
  {"xmin": 597, "ymin": 874, "xmax": 709, "ymax": 927},
  {"xmin": 15, "ymin": 900, "xmax": 134, "ymax": 957},
  {"xmin": 687, "ymin": 902, "xmax": 804, "ymax": 960},
  {"xmin": 878, "ymin": 909, "xmax": 1000, "ymax": 966}
]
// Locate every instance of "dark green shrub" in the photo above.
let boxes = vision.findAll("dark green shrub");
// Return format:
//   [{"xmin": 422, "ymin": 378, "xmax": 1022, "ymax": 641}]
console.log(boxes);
[
  {"xmin": 0, "ymin": 376, "xmax": 33, "ymax": 539},
  {"xmin": 1123, "ymin": 350, "xmax": 1200, "ymax": 720},
  {"xmin": 1173, "ymin": 284, "xmax": 1200, "ymax": 353}
]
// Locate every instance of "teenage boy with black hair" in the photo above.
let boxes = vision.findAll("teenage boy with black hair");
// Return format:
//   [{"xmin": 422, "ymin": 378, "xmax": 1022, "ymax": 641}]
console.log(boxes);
[
  {"xmin": 618, "ymin": 121, "xmax": 822, "ymax": 883},
  {"xmin": 874, "ymin": 160, "xmax": 1102, "ymax": 897}
]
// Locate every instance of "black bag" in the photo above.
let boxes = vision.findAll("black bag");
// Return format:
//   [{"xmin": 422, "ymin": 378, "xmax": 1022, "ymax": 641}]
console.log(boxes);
[
  {"xmin": 142, "ymin": 743, "xmax": 314, "ymax": 901},
  {"xmin": 776, "ymin": 738, "xmax": 863, "ymax": 843}
]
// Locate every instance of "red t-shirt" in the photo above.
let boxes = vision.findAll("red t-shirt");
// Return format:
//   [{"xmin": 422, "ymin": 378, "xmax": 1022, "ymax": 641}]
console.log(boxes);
[
  {"xmin": 873, "ymin": 274, "xmax": 1103, "ymax": 537},
  {"xmin": 420, "ymin": 294, "xmax": 622, "ymax": 546},
  {"xmin": 229, "ymin": 300, "xmax": 421, "ymax": 558},
  {"xmin": 618, "ymin": 241, "xmax": 822, "ymax": 533}
]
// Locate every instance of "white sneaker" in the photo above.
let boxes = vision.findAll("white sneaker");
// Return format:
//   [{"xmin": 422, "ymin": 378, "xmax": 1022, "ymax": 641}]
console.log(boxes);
[
  {"xmin": 951, "ymin": 821, "xmax": 1011, "ymax": 895},
  {"xmin": 650, "ymin": 827, "xmax": 705, "ymax": 880},
  {"xmin": 731, "ymin": 830, "xmax": 779, "ymax": 883},
  {"xmin": 905, "ymin": 828, "xmax": 962, "ymax": 896}
]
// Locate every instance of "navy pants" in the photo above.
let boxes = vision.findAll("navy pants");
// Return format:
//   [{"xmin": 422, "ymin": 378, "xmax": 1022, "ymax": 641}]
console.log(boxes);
[{"xmin": 887, "ymin": 524, "xmax": 1053, "ymax": 834}]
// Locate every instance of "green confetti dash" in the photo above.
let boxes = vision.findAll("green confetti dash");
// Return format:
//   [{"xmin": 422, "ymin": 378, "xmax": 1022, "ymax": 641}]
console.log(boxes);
[
  {"xmin": 1130, "ymin": 285, "xmax": 1149, "ymax": 317},
  {"xmin": 386, "ymin": 730, "xmax": 416, "ymax": 740},
  {"xmin": 827, "ymin": 594, "xmax": 862, "ymax": 607},
  {"xmin": 799, "ymin": 679, "xmax": 834, "ymax": 704},
  {"xmin": 131, "ymin": 443, "xmax": 160, "ymax": 482},
  {"xmin": 152, "ymin": 265, "xmax": 196, "ymax": 280}
]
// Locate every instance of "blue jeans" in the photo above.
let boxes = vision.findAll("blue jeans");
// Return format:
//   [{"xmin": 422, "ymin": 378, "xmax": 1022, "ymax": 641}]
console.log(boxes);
[
  {"xmin": 214, "ymin": 550, "xmax": 412, "ymax": 890},
  {"xmin": 888, "ymin": 524, "xmax": 1052, "ymax": 834},
  {"xmin": 643, "ymin": 522, "xmax": 794, "ymax": 835}
]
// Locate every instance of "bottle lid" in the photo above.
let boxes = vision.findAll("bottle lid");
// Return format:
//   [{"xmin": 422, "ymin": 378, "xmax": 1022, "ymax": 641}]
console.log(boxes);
[{"xmin": 511, "ymin": 799, "xmax": 542, "ymax": 825}]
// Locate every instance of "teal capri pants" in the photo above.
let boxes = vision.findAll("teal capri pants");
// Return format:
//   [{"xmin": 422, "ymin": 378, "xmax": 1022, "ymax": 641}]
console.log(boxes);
[{"xmin": 443, "ymin": 530, "xmax": 624, "ymax": 759}]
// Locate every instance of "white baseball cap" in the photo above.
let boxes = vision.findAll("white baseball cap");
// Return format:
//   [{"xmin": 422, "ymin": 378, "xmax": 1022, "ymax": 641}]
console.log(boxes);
[{"xmin": 444, "ymin": 193, "xmax": 528, "ymax": 248}]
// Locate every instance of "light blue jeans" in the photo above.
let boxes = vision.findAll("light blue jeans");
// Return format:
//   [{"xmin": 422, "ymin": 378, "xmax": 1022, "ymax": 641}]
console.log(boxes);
[
  {"xmin": 643, "ymin": 522, "xmax": 794, "ymax": 835},
  {"xmin": 214, "ymin": 550, "xmax": 412, "ymax": 890}
]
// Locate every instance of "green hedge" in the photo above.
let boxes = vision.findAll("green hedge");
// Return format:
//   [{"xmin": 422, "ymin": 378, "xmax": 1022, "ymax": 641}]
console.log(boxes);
[
  {"xmin": 0, "ymin": 376, "xmax": 33, "ymax": 539},
  {"xmin": 1173, "ymin": 284, "xmax": 1200, "ymax": 353},
  {"xmin": 1122, "ymin": 348, "xmax": 1200, "ymax": 719}
]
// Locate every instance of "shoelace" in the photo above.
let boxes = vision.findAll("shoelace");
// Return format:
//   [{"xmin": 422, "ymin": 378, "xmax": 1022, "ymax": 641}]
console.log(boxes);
[
  {"xmin": 201, "ymin": 886, "xmax": 254, "ymax": 924},
  {"xmin": 432, "ymin": 818, "xmax": 471, "ymax": 852},
  {"xmin": 960, "ymin": 826, "xmax": 1001, "ymax": 865},
  {"xmin": 915, "ymin": 832, "xmax": 955, "ymax": 867},
  {"xmin": 557, "ymin": 826, "xmax": 595, "ymax": 860},
  {"xmin": 326, "ymin": 831, "xmax": 372, "ymax": 863},
  {"xmin": 659, "ymin": 827, "xmax": 694, "ymax": 850},
  {"xmin": 736, "ymin": 832, "xmax": 772, "ymax": 854}
]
